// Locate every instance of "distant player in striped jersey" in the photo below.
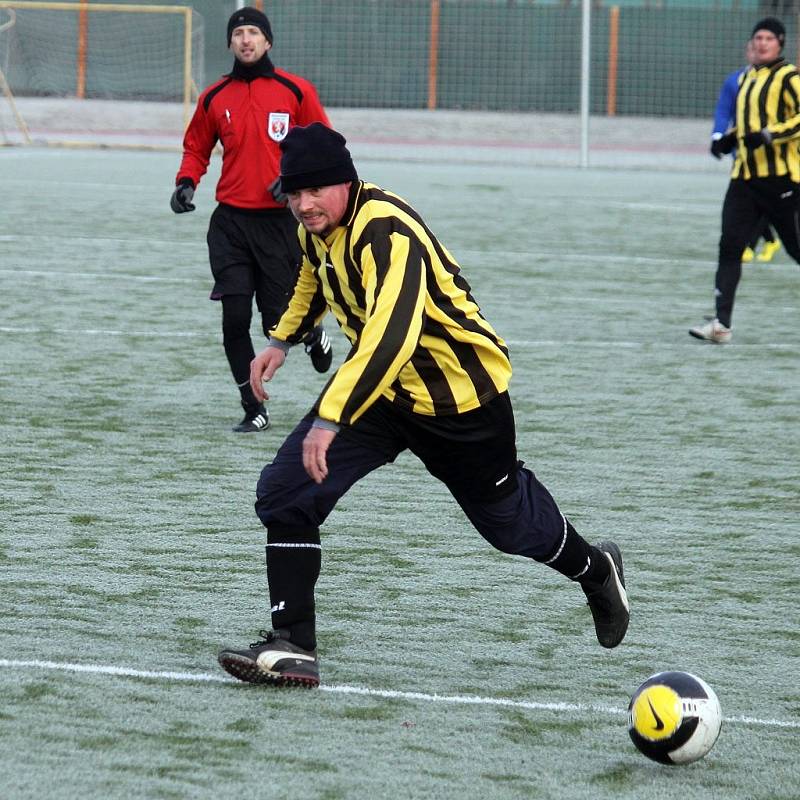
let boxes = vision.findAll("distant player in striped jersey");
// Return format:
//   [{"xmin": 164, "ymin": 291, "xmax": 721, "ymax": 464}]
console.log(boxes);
[
  {"xmin": 217, "ymin": 123, "xmax": 630, "ymax": 687},
  {"xmin": 710, "ymin": 39, "xmax": 779, "ymax": 264},
  {"xmin": 691, "ymin": 17, "xmax": 800, "ymax": 343}
]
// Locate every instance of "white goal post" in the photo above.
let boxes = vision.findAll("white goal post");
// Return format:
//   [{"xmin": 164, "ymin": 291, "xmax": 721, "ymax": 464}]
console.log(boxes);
[{"xmin": 0, "ymin": 1, "xmax": 204, "ymax": 148}]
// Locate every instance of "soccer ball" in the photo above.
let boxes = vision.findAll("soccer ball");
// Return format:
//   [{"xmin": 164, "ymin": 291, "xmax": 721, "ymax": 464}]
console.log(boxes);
[{"xmin": 628, "ymin": 671, "xmax": 722, "ymax": 765}]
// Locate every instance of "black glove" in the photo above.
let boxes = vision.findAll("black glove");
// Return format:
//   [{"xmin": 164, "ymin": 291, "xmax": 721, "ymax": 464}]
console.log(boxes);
[
  {"xmin": 268, "ymin": 176, "xmax": 287, "ymax": 205},
  {"xmin": 710, "ymin": 132, "xmax": 737, "ymax": 159},
  {"xmin": 170, "ymin": 180, "xmax": 196, "ymax": 213},
  {"xmin": 742, "ymin": 130, "xmax": 772, "ymax": 149}
]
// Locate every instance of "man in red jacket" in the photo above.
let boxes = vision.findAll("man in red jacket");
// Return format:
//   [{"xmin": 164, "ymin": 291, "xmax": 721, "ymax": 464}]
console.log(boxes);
[{"xmin": 171, "ymin": 7, "xmax": 333, "ymax": 433}]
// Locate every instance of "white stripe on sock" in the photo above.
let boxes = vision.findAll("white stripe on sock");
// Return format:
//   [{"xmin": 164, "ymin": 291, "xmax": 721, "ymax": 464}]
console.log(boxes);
[
  {"xmin": 570, "ymin": 557, "xmax": 590, "ymax": 580},
  {"xmin": 544, "ymin": 515, "xmax": 568, "ymax": 565},
  {"xmin": 266, "ymin": 543, "xmax": 322, "ymax": 549}
]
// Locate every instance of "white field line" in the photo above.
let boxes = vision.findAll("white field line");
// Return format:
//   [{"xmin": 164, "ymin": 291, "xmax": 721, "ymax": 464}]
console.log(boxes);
[
  {"xmin": 5, "ymin": 269, "xmax": 202, "ymax": 284},
  {"xmin": 0, "ymin": 235, "xmax": 206, "ymax": 248},
  {"xmin": 1, "ymin": 326, "xmax": 796, "ymax": 349},
  {"xmin": 3, "ymin": 251, "xmax": 715, "ymax": 270},
  {"xmin": 4, "ymin": 254, "xmax": 799, "ymax": 276},
  {"xmin": 501, "ymin": 339, "xmax": 798, "ymax": 350},
  {"xmin": 4, "ymin": 268, "xmax": 797, "ymax": 315},
  {"xmin": 0, "ymin": 326, "xmax": 215, "ymax": 338},
  {"xmin": 0, "ymin": 658, "xmax": 797, "ymax": 730}
]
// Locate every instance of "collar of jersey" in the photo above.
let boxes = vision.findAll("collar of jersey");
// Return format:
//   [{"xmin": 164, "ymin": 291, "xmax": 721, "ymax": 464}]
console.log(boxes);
[
  {"xmin": 228, "ymin": 53, "xmax": 275, "ymax": 81},
  {"xmin": 753, "ymin": 57, "xmax": 786, "ymax": 71},
  {"xmin": 341, "ymin": 181, "xmax": 363, "ymax": 229}
]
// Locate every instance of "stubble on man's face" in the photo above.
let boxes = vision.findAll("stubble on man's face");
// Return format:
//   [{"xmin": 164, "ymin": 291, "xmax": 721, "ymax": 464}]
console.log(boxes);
[{"xmin": 288, "ymin": 184, "xmax": 351, "ymax": 237}]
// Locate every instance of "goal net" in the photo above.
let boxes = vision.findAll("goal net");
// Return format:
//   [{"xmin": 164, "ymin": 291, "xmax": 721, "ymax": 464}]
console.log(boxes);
[{"xmin": 0, "ymin": 1, "xmax": 204, "ymax": 148}]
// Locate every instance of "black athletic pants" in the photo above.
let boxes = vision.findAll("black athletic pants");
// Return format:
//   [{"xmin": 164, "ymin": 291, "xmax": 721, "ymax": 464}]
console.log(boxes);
[
  {"xmin": 254, "ymin": 393, "xmax": 603, "ymax": 649},
  {"xmin": 747, "ymin": 216, "xmax": 776, "ymax": 249},
  {"xmin": 206, "ymin": 204, "xmax": 300, "ymax": 410},
  {"xmin": 716, "ymin": 176, "xmax": 800, "ymax": 327}
]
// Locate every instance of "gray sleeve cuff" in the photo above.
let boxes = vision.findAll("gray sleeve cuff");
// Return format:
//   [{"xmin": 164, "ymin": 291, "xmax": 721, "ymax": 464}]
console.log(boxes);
[
  {"xmin": 267, "ymin": 337, "xmax": 292, "ymax": 353},
  {"xmin": 312, "ymin": 417, "xmax": 341, "ymax": 434}
]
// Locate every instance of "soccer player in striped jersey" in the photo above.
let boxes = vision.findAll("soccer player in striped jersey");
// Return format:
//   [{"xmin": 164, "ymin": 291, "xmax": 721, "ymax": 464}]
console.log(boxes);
[
  {"xmin": 710, "ymin": 40, "xmax": 779, "ymax": 263},
  {"xmin": 691, "ymin": 17, "xmax": 800, "ymax": 343},
  {"xmin": 217, "ymin": 124, "xmax": 630, "ymax": 687}
]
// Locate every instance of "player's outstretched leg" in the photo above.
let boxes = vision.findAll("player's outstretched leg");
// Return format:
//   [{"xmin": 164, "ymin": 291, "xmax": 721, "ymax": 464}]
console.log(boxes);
[
  {"xmin": 580, "ymin": 540, "xmax": 629, "ymax": 648},
  {"xmin": 218, "ymin": 629, "xmax": 319, "ymax": 688}
]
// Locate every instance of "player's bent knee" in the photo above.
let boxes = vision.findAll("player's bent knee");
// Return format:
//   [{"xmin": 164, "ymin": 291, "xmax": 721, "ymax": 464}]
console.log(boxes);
[
  {"xmin": 255, "ymin": 465, "xmax": 340, "ymax": 530},
  {"xmin": 461, "ymin": 491, "xmax": 559, "ymax": 561}
]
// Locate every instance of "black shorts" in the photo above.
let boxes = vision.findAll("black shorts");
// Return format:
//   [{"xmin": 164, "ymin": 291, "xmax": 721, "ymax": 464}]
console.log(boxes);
[
  {"xmin": 255, "ymin": 391, "xmax": 564, "ymax": 558},
  {"xmin": 343, "ymin": 391, "xmax": 520, "ymax": 502},
  {"xmin": 206, "ymin": 203, "xmax": 301, "ymax": 323}
]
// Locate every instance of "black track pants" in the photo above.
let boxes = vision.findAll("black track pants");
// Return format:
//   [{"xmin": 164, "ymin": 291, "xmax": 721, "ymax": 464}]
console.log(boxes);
[{"xmin": 716, "ymin": 176, "xmax": 800, "ymax": 327}]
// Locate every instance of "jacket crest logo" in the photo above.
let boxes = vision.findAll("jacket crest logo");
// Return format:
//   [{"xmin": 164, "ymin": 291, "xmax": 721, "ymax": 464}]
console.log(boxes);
[{"xmin": 268, "ymin": 112, "xmax": 290, "ymax": 142}]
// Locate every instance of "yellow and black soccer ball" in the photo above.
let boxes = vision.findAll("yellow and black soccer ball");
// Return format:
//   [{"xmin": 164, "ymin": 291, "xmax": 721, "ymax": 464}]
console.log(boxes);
[{"xmin": 628, "ymin": 671, "xmax": 722, "ymax": 765}]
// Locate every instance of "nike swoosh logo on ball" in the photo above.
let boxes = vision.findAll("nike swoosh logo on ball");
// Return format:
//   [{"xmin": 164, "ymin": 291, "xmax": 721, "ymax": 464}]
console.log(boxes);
[{"xmin": 648, "ymin": 698, "xmax": 665, "ymax": 730}]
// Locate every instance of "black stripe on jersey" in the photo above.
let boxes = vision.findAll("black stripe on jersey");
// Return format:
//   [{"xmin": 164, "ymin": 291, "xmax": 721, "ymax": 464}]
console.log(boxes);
[
  {"xmin": 341, "ymin": 181, "xmax": 362, "ymax": 228},
  {"xmin": 780, "ymin": 72, "xmax": 800, "ymax": 138},
  {"xmin": 389, "ymin": 379, "xmax": 417, "ymax": 410},
  {"xmin": 365, "ymin": 217, "xmax": 399, "ymax": 290},
  {"xmin": 756, "ymin": 73, "xmax": 770, "ymax": 129},
  {"xmin": 320, "ymin": 237, "xmax": 364, "ymax": 338},
  {"xmin": 288, "ymin": 233, "xmax": 338, "ymax": 343},
  {"xmin": 777, "ymin": 73, "xmax": 788, "ymax": 124},
  {"xmin": 425, "ymin": 317, "xmax": 498, "ymax": 402},
  {"xmin": 743, "ymin": 77, "xmax": 760, "ymax": 177},
  {"xmin": 203, "ymin": 78, "xmax": 234, "ymax": 112},
  {"xmin": 750, "ymin": 72, "xmax": 775, "ymax": 175},
  {"xmin": 339, "ymin": 236, "xmax": 424, "ymax": 424},
  {"xmin": 329, "ymin": 267, "xmax": 364, "ymax": 339},
  {"xmin": 270, "ymin": 72, "xmax": 304, "ymax": 104},
  {"xmin": 303, "ymin": 229, "xmax": 323, "ymax": 268},
  {"xmin": 408, "ymin": 346, "xmax": 457, "ymax": 411},
  {"xmin": 759, "ymin": 78, "xmax": 777, "ymax": 174},
  {"xmin": 342, "ymin": 224, "xmax": 366, "ymax": 307}
]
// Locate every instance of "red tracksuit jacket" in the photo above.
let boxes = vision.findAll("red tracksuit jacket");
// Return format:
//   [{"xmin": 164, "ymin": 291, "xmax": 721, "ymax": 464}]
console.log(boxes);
[{"xmin": 176, "ymin": 63, "xmax": 330, "ymax": 210}]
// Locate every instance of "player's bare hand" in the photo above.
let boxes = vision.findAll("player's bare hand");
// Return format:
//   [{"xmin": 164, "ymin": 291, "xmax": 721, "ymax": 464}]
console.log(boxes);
[
  {"xmin": 250, "ymin": 346, "xmax": 286, "ymax": 402},
  {"xmin": 303, "ymin": 426, "xmax": 337, "ymax": 484}
]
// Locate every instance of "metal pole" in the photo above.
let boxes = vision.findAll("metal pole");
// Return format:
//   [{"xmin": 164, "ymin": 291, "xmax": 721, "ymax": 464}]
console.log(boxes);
[
  {"xmin": 579, "ymin": 0, "xmax": 591, "ymax": 168},
  {"xmin": 183, "ymin": 7, "xmax": 192, "ymax": 130},
  {"xmin": 427, "ymin": 0, "xmax": 440, "ymax": 110}
]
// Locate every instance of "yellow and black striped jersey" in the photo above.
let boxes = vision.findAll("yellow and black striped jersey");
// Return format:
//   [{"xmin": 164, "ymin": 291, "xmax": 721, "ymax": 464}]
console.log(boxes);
[
  {"xmin": 272, "ymin": 181, "xmax": 512, "ymax": 426},
  {"xmin": 732, "ymin": 59, "xmax": 800, "ymax": 180}
]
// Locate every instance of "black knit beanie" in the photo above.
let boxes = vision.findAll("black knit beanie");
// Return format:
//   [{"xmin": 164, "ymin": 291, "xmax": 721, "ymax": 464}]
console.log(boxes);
[
  {"xmin": 752, "ymin": 17, "xmax": 785, "ymax": 47},
  {"xmin": 279, "ymin": 124, "xmax": 358, "ymax": 192},
  {"xmin": 227, "ymin": 7, "xmax": 273, "ymax": 46}
]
